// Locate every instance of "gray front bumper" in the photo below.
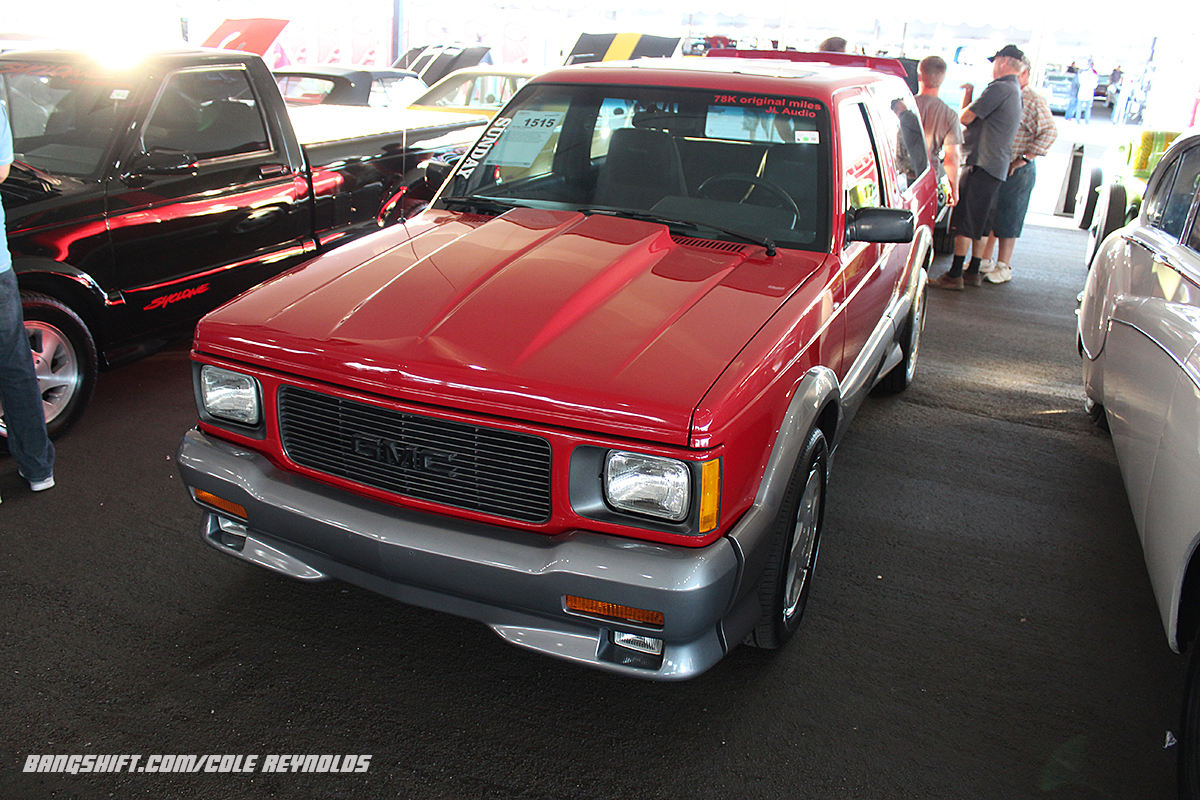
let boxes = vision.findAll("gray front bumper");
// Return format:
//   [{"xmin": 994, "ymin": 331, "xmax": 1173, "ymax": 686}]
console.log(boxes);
[{"xmin": 176, "ymin": 429, "xmax": 743, "ymax": 679}]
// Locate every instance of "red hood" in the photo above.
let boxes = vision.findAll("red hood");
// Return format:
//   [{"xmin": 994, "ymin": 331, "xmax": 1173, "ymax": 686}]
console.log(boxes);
[{"xmin": 196, "ymin": 208, "xmax": 826, "ymax": 444}]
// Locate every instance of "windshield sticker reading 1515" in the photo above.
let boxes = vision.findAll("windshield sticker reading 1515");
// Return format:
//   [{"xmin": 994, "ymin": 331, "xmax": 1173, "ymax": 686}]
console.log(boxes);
[{"xmin": 487, "ymin": 110, "xmax": 564, "ymax": 169}]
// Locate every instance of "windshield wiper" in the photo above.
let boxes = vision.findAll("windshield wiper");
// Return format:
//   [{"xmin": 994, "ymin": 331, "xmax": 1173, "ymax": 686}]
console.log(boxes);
[
  {"xmin": 440, "ymin": 195, "xmax": 523, "ymax": 216},
  {"xmin": 580, "ymin": 206, "xmax": 777, "ymax": 256}
]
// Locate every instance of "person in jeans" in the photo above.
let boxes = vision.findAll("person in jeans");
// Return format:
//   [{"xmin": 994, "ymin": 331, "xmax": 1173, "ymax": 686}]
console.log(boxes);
[
  {"xmin": 0, "ymin": 102, "xmax": 55, "ymax": 498},
  {"xmin": 929, "ymin": 45, "xmax": 1024, "ymax": 291},
  {"xmin": 979, "ymin": 56, "xmax": 1059, "ymax": 284}
]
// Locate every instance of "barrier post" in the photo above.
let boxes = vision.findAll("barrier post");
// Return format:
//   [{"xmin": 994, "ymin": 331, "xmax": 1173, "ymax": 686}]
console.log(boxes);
[{"xmin": 1056, "ymin": 143, "xmax": 1085, "ymax": 216}]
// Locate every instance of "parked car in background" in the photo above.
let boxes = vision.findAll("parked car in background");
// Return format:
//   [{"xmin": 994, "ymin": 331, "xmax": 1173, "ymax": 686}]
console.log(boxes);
[
  {"xmin": 1077, "ymin": 130, "xmax": 1200, "ymax": 796},
  {"xmin": 274, "ymin": 65, "xmax": 427, "ymax": 108},
  {"xmin": 0, "ymin": 48, "xmax": 484, "ymax": 441},
  {"xmin": 176, "ymin": 52, "xmax": 935, "ymax": 680},
  {"xmin": 1040, "ymin": 71, "xmax": 1075, "ymax": 114},
  {"xmin": 407, "ymin": 67, "xmax": 535, "ymax": 119},
  {"xmin": 1075, "ymin": 129, "xmax": 1182, "ymax": 264}
]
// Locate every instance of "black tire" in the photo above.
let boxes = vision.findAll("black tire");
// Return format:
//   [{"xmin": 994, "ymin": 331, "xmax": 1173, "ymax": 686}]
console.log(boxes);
[
  {"xmin": 1, "ymin": 292, "xmax": 99, "ymax": 441},
  {"xmin": 745, "ymin": 427, "xmax": 828, "ymax": 649},
  {"xmin": 932, "ymin": 216, "xmax": 955, "ymax": 255},
  {"xmin": 876, "ymin": 273, "xmax": 926, "ymax": 395},
  {"xmin": 1086, "ymin": 183, "xmax": 1128, "ymax": 268},
  {"xmin": 1181, "ymin": 646, "xmax": 1200, "ymax": 799},
  {"xmin": 1074, "ymin": 167, "xmax": 1103, "ymax": 229}
]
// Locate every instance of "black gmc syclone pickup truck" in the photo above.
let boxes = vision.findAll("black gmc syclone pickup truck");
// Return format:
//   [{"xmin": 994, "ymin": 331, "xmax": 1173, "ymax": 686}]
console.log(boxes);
[{"xmin": 0, "ymin": 47, "xmax": 484, "ymax": 438}]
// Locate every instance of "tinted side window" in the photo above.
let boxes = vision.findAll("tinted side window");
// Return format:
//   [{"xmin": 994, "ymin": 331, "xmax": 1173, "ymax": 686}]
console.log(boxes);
[
  {"xmin": 869, "ymin": 79, "xmax": 928, "ymax": 189},
  {"xmin": 144, "ymin": 68, "xmax": 269, "ymax": 160},
  {"xmin": 840, "ymin": 102, "xmax": 882, "ymax": 215},
  {"xmin": 1148, "ymin": 146, "xmax": 1200, "ymax": 241},
  {"xmin": 1, "ymin": 62, "xmax": 137, "ymax": 177}
]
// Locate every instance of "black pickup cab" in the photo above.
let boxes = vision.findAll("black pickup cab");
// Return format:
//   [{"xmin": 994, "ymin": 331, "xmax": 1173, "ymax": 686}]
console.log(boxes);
[{"xmin": 0, "ymin": 48, "xmax": 484, "ymax": 438}]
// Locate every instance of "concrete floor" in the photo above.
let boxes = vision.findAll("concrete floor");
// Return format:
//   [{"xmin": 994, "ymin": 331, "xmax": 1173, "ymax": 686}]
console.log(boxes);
[{"xmin": 0, "ymin": 212, "xmax": 1183, "ymax": 798}]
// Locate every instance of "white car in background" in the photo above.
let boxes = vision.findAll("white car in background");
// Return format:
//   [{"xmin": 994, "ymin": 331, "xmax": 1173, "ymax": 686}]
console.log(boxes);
[{"xmin": 1078, "ymin": 129, "xmax": 1200, "ymax": 796}]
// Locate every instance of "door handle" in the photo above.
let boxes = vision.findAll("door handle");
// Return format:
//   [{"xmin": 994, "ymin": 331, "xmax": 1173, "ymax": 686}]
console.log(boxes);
[{"xmin": 259, "ymin": 164, "xmax": 290, "ymax": 179}]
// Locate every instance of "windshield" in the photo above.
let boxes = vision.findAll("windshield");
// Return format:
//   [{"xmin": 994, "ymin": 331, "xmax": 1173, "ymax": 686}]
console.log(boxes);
[
  {"xmin": 439, "ymin": 82, "xmax": 832, "ymax": 253},
  {"xmin": 0, "ymin": 61, "xmax": 140, "ymax": 178}
]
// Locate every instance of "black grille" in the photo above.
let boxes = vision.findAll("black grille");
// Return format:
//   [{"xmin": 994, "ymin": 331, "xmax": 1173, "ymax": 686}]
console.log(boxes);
[{"xmin": 278, "ymin": 386, "xmax": 552, "ymax": 523}]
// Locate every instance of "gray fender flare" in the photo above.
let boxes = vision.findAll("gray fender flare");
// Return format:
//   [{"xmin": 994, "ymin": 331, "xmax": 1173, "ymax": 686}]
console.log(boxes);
[{"xmin": 720, "ymin": 366, "xmax": 841, "ymax": 641}]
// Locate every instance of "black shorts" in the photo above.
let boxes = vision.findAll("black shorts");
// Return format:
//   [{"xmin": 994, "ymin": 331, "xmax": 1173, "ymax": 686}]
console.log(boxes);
[{"xmin": 949, "ymin": 166, "xmax": 1003, "ymax": 241}]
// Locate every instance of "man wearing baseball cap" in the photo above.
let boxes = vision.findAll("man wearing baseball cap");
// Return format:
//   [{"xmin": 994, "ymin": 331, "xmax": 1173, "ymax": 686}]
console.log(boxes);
[{"xmin": 930, "ymin": 44, "xmax": 1024, "ymax": 290}]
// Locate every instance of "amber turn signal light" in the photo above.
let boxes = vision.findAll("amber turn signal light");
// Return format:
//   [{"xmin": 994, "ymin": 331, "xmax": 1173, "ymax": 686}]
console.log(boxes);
[
  {"xmin": 698, "ymin": 458, "xmax": 721, "ymax": 533},
  {"xmin": 564, "ymin": 596, "xmax": 664, "ymax": 628},
  {"xmin": 193, "ymin": 489, "xmax": 248, "ymax": 520}
]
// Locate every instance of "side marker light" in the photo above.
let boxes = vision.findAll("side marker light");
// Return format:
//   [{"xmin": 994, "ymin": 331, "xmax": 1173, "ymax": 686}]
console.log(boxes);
[
  {"xmin": 564, "ymin": 595, "xmax": 664, "ymax": 628},
  {"xmin": 193, "ymin": 489, "xmax": 247, "ymax": 520}
]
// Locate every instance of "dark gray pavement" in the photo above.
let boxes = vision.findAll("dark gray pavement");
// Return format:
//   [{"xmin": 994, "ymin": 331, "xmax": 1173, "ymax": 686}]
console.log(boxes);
[{"xmin": 0, "ymin": 221, "xmax": 1182, "ymax": 799}]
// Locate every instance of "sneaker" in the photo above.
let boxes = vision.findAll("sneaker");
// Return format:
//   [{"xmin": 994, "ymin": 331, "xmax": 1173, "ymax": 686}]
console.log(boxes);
[
  {"xmin": 963, "ymin": 271, "xmax": 983, "ymax": 286},
  {"xmin": 28, "ymin": 475, "xmax": 55, "ymax": 492},
  {"xmin": 978, "ymin": 258, "xmax": 997, "ymax": 274},
  {"xmin": 985, "ymin": 263, "xmax": 1013, "ymax": 284},
  {"xmin": 929, "ymin": 272, "xmax": 964, "ymax": 291}
]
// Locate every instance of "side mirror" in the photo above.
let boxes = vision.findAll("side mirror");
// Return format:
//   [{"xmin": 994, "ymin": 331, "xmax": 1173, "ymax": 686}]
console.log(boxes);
[
  {"xmin": 845, "ymin": 207, "xmax": 915, "ymax": 243},
  {"xmin": 126, "ymin": 148, "xmax": 199, "ymax": 179},
  {"xmin": 425, "ymin": 158, "xmax": 455, "ymax": 189}
]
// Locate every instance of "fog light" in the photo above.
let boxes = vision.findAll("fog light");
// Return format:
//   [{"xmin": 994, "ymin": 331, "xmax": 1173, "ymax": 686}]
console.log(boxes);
[
  {"xmin": 216, "ymin": 516, "xmax": 248, "ymax": 550},
  {"xmin": 613, "ymin": 632, "xmax": 663, "ymax": 656}
]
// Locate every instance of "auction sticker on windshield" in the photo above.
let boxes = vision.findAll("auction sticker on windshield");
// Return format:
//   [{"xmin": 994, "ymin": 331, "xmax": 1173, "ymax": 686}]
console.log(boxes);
[{"xmin": 487, "ymin": 110, "xmax": 564, "ymax": 168}]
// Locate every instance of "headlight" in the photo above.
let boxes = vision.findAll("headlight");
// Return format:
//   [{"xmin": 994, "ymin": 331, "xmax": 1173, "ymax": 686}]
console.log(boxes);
[
  {"xmin": 604, "ymin": 451, "xmax": 690, "ymax": 522},
  {"xmin": 200, "ymin": 365, "xmax": 261, "ymax": 426}
]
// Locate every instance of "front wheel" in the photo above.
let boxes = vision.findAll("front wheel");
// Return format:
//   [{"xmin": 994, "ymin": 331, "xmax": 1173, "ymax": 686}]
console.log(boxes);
[
  {"xmin": 0, "ymin": 292, "xmax": 99, "ymax": 441},
  {"xmin": 745, "ymin": 427, "xmax": 828, "ymax": 650}
]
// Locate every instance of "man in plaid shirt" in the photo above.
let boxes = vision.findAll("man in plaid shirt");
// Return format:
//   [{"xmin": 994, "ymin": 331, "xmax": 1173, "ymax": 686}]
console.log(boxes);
[{"xmin": 981, "ymin": 55, "xmax": 1058, "ymax": 284}]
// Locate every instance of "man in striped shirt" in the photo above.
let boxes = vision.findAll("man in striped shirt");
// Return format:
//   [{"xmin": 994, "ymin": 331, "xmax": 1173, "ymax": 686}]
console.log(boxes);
[{"xmin": 980, "ymin": 55, "xmax": 1059, "ymax": 284}]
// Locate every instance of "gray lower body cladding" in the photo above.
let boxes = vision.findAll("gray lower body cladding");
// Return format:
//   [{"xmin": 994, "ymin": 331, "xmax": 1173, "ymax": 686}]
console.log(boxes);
[{"xmin": 176, "ymin": 429, "xmax": 742, "ymax": 679}]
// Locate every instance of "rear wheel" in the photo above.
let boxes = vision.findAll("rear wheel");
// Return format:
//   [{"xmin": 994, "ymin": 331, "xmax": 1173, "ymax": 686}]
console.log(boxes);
[
  {"xmin": 745, "ymin": 427, "xmax": 828, "ymax": 649},
  {"xmin": 932, "ymin": 216, "xmax": 955, "ymax": 255},
  {"xmin": 876, "ymin": 273, "xmax": 926, "ymax": 394},
  {"xmin": 0, "ymin": 293, "xmax": 98, "ymax": 442}
]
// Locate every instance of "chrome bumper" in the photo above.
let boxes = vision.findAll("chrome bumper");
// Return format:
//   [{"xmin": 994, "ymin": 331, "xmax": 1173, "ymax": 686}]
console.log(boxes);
[{"xmin": 176, "ymin": 429, "xmax": 742, "ymax": 679}]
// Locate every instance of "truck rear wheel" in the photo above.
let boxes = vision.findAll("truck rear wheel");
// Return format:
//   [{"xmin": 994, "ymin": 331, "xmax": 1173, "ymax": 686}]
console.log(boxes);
[
  {"xmin": 876, "ymin": 271, "xmax": 926, "ymax": 395},
  {"xmin": 745, "ymin": 427, "xmax": 828, "ymax": 650},
  {"xmin": 0, "ymin": 293, "xmax": 99, "ymax": 442}
]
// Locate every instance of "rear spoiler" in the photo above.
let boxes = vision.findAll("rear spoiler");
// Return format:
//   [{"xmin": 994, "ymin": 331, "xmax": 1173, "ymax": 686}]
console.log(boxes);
[{"xmin": 708, "ymin": 49, "xmax": 915, "ymax": 87}]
